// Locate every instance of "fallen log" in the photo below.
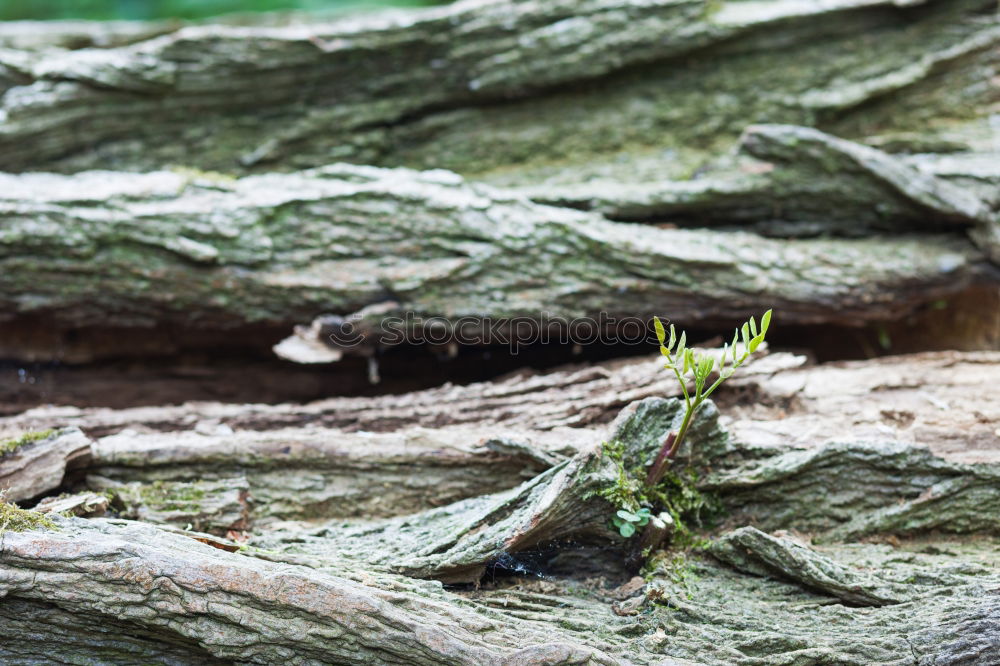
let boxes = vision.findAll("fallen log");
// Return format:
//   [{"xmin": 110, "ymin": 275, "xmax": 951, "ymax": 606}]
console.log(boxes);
[{"xmin": 4, "ymin": 389, "xmax": 1000, "ymax": 664}]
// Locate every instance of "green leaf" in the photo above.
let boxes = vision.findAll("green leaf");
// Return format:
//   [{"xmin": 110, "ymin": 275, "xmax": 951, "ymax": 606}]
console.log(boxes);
[
  {"xmin": 761, "ymin": 309, "xmax": 772, "ymax": 336},
  {"xmin": 637, "ymin": 516, "xmax": 650, "ymax": 527},
  {"xmin": 619, "ymin": 522, "xmax": 636, "ymax": 538},
  {"xmin": 617, "ymin": 509, "xmax": 638, "ymax": 521},
  {"xmin": 660, "ymin": 345, "xmax": 671, "ymax": 358},
  {"xmin": 749, "ymin": 336, "xmax": 761, "ymax": 352},
  {"xmin": 653, "ymin": 317, "xmax": 666, "ymax": 345},
  {"xmin": 676, "ymin": 332, "xmax": 687, "ymax": 367},
  {"xmin": 749, "ymin": 316, "xmax": 758, "ymax": 337},
  {"xmin": 669, "ymin": 324, "xmax": 676, "ymax": 349},
  {"xmin": 636, "ymin": 507, "xmax": 652, "ymax": 517},
  {"xmin": 741, "ymin": 323, "xmax": 750, "ymax": 346}
]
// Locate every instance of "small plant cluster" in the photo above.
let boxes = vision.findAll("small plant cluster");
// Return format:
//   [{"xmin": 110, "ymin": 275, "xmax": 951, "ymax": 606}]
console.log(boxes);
[
  {"xmin": 612, "ymin": 507, "xmax": 653, "ymax": 538},
  {"xmin": 600, "ymin": 311, "xmax": 773, "ymax": 551},
  {"xmin": 597, "ymin": 440, "xmax": 719, "ymax": 548},
  {"xmin": 646, "ymin": 310, "xmax": 772, "ymax": 487}
]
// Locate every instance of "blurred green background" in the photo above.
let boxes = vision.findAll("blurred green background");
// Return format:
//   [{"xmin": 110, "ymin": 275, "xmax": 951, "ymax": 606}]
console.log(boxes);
[{"xmin": 0, "ymin": 0, "xmax": 445, "ymax": 21}]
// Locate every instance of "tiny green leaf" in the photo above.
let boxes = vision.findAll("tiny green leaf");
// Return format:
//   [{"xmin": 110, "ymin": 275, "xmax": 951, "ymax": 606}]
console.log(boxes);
[
  {"xmin": 749, "ymin": 316, "xmax": 757, "ymax": 337},
  {"xmin": 668, "ymin": 324, "xmax": 676, "ymax": 350},
  {"xmin": 617, "ymin": 509, "xmax": 637, "ymax": 521},
  {"xmin": 699, "ymin": 355, "xmax": 713, "ymax": 379},
  {"xmin": 761, "ymin": 309, "xmax": 772, "ymax": 335},
  {"xmin": 619, "ymin": 522, "xmax": 636, "ymax": 538},
  {"xmin": 653, "ymin": 317, "xmax": 666, "ymax": 345}
]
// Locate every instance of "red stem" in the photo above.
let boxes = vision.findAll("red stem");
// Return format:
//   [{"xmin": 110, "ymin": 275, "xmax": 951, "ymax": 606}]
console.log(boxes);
[{"xmin": 645, "ymin": 431, "xmax": 676, "ymax": 488}]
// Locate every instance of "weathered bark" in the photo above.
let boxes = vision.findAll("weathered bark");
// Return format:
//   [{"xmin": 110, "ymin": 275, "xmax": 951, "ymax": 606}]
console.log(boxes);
[
  {"xmin": 0, "ymin": 428, "xmax": 90, "ymax": 502},
  {"xmin": 3, "ymin": 382, "xmax": 1000, "ymax": 664},
  {"xmin": 87, "ymin": 425, "xmax": 577, "ymax": 527},
  {"xmin": 5, "ymin": 349, "xmax": 995, "ymax": 460},
  {"xmin": 246, "ymin": 398, "xmax": 723, "ymax": 584},
  {"xmin": 2, "ymin": 0, "xmax": 1000, "ymax": 661},
  {"xmin": 0, "ymin": 517, "xmax": 636, "ymax": 665},
  {"xmin": 0, "ymin": 0, "xmax": 997, "ymax": 182},
  {"xmin": 1, "ymin": 0, "xmax": 998, "ymax": 366},
  {"xmin": 0, "ymin": 164, "xmax": 989, "ymax": 352},
  {"xmin": 0, "ymin": 348, "xmax": 805, "ymax": 436},
  {"xmin": 528, "ymin": 123, "xmax": 1000, "ymax": 261}
]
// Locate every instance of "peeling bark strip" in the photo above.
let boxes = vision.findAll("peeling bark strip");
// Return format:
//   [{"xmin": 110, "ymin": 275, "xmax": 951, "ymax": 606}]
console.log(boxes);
[
  {"xmin": 0, "ymin": 164, "xmax": 989, "ymax": 343},
  {"xmin": 87, "ymin": 425, "xmax": 579, "ymax": 527},
  {"xmin": 528, "ymin": 124, "xmax": 1000, "ymax": 261},
  {"xmin": 0, "ymin": 428, "xmax": 91, "ymax": 502}
]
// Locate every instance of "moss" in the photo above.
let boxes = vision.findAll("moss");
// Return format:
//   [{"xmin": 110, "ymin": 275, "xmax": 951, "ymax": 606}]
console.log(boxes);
[
  {"xmin": 169, "ymin": 166, "xmax": 237, "ymax": 187},
  {"xmin": 593, "ymin": 440, "xmax": 643, "ymax": 513},
  {"xmin": 0, "ymin": 502, "xmax": 57, "ymax": 533},
  {"xmin": 137, "ymin": 481, "xmax": 207, "ymax": 512},
  {"xmin": 595, "ymin": 440, "xmax": 721, "ymax": 550},
  {"xmin": 646, "ymin": 468, "xmax": 721, "ymax": 550},
  {"xmin": 0, "ymin": 429, "xmax": 55, "ymax": 457}
]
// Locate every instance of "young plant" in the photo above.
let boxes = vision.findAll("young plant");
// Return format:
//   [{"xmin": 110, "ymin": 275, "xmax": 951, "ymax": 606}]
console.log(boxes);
[
  {"xmin": 645, "ymin": 310, "xmax": 773, "ymax": 488},
  {"xmin": 612, "ymin": 507, "xmax": 652, "ymax": 537}
]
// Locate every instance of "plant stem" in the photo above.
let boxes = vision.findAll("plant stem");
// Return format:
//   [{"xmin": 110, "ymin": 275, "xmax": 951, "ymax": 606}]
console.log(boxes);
[
  {"xmin": 644, "ymin": 432, "xmax": 675, "ymax": 487},
  {"xmin": 645, "ymin": 398, "xmax": 701, "ymax": 489}
]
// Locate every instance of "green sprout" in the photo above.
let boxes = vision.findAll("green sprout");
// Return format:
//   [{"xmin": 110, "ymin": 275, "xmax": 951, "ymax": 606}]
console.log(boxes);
[
  {"xmin": 612, "ymin": 507, "xmax": 652, "ymax": 537},
  {"xmin": 646, "ymin": 310, "xmax": 773, "ymax": 488}
]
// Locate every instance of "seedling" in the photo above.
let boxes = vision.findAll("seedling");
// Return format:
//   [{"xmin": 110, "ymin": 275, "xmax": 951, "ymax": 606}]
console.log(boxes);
[
  {"xmin": 646, "ymin": 310, "xmax": 772, "ymax": 488},
  {"xmin": 612, "ymin": 507, "xmax": 652, "ymax": 537}
]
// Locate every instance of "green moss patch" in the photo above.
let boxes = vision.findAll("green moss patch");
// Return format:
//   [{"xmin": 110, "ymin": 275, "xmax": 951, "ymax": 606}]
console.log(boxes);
[
  {"xmin": 0, "ymin": 502, "xmax": 57, "ymax": 533},
  {"xmin": 0, "ymin": 429, "xmax": 55, "ymax": 457},
  {"xmin": 595, "ymin": 439, "xmax": 721, "ymax": 549}
]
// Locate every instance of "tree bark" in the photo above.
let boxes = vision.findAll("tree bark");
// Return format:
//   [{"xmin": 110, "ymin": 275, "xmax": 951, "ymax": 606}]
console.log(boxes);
[
  {"xmin": 0, "ymin": 162, "xmax": 989, "ymax": 352},
  {"xmin": 2, "ymin": 354, "xmax": 1000, "ymax": 663},
  {"xmin": 0, "ymin": 0, "xmax": 997, "ymax": 364},
  {"xmin": 3, "ymin": 0, "xmax": 1000, "ymax": 662}
]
